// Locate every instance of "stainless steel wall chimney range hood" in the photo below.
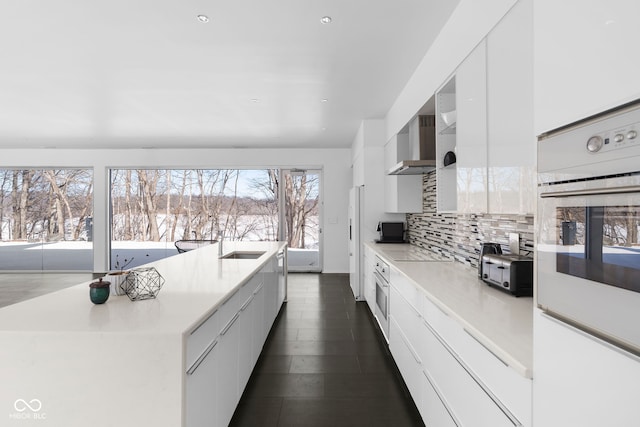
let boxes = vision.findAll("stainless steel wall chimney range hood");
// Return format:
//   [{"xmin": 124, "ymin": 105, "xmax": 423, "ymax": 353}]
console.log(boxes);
[{"xmin": 387, "ymin": 115, "xmax": 436, "ymax": 175}]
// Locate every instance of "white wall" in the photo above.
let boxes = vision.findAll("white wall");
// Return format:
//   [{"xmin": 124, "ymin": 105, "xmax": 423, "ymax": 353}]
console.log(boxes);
[
  {"xmin": 385, "ymin": 0, "xmax": 517, "ymax": 139},
  {"xmin": 0, "ymin": 148, "xmax": 352, "ymax": 273}
]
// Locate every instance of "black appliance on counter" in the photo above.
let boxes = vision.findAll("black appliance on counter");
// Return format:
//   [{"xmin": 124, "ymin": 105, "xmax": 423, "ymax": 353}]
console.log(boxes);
[
  {"xmin": 481, "ymin": 254, "xmax": 533, "ymax": 297},
  {"xmin": 375, "ymin": 222, "xmax": 406, "ymax": 243},
  {"xmin": 478, "ymin": 242, "xmax": 502, "ymax": 277}
]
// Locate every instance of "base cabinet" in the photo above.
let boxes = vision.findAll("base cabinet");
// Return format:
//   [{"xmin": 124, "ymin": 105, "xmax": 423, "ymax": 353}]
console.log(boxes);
[
  {"xmin": 420, "ymin": 370, "xmax": 457, "ymax": 427},
  {"xmin": 389, "ymin": 315, "xmax": 422, "ymax": 402},
  {"xmin": 384, "ymin": 255, "xmax": 531, "ymax": 427},
  {"xmin": 185, "ymin": 257, "xmax": 281, "ymax": 427},
  {"xmin": 363, "ymin": 246, "xmax": 376, "ymax": 313},
  {"xmin": 420, "ymin": 319, "xmax": 514, "ymax": 427},
  {"xmin": 185, "ymin": 329, "xmax": 219, "ymax": 427}
]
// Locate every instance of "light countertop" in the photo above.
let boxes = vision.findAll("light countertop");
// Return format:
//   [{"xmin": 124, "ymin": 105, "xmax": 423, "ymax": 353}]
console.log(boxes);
[
  {"xmin": 0, "ymin": 241, "xmax": 286, "ymax": 335},
  {"xmin": 366, "ymin": 242, "xmax": 533, "ymax": 378}
]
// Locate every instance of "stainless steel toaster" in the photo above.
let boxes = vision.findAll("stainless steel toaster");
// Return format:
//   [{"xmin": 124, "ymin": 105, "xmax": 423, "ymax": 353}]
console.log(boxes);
[{"xmin": 481, "ymin": 254, "xmax": 533, "ymax": 297}]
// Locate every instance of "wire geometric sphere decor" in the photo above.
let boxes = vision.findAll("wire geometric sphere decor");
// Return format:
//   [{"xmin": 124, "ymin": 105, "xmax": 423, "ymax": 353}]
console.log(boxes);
[{"xmin": 122, "ymin": 267, "xmax": 165, "ymax": 301}]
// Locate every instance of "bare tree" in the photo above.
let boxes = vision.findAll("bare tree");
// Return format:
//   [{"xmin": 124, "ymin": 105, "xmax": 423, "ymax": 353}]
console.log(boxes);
[{"xmin": 137, "ymin": 170, "xmax": 161, "ymax": 242}]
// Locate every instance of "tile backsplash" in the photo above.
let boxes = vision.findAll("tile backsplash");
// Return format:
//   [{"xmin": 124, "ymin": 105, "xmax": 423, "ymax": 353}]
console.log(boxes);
[{"xmin": 406, "ymin": 171, "xmax": 534, "ymax": 269}]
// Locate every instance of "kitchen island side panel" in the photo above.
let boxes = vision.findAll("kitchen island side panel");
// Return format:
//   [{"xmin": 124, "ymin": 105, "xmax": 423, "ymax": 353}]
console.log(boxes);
[{"xmin": 1, "ymin": 331, "xmax": 183, "ymax": 427}]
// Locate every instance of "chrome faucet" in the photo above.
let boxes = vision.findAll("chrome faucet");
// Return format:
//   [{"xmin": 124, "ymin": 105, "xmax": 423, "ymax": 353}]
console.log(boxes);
[{"xmin": 217, "ymin": 231, "xmax": 224, "ymax": 257}]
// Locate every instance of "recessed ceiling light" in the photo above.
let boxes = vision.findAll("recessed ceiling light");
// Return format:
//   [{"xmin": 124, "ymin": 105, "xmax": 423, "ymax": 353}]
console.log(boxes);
[
  {"xmin": 320, "ymin": 16, "xmax": 332, "ymax": 24},
  {"xmin": 197, "ymin": 15, "xmax": 210, "ymax": 23},
  {"xmin": 321, "ymin": 99, "xmax": 328, "ymax": 103},
  {"xmin": 250, "ymin": 98, "xmax": 260, "ymax": 103}
]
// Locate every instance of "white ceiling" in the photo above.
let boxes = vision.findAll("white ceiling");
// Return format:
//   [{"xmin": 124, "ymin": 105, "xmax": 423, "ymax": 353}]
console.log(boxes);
[{"xmin": 0, "ymin": 1, "xmax": 459, "ymax": 149}]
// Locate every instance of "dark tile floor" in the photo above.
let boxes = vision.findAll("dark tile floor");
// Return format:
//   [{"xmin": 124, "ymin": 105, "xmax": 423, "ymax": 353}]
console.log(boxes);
[{"xmin": 230, "ymin": 273, "xmax": 424, "ymax": 427}]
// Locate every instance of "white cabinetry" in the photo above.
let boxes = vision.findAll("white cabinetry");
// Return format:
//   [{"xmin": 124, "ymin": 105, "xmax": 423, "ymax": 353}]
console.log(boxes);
[
  {"xmin": 384, "ymin": 131, "xmax": 422, "ymax": 213},
  {"xmin": 487, "ymin": 0, "xmax": 535, "ymax": 214},
  {"xmin": 420, "ymin": 370, "xmax": 457, "ymax": 427},
  {"xmin": 185, "ymin": 257, "xmax": 282, "ymax": 427},
  {"xmin": 534, "ymin": 0, "xmax": 640, "ymax": 134},
  {"xmin": 437, "ymin": 0, "xmax": 534, "ymax": 215},
  {"xmin": 456, "ymin": 40, "xmax": 488, "ymax": 214},
  {"xmin": 185, "ymin": 311, "xmax": 220, "ymax": 427},
  {"xmin": 534, "ymin": 310, "xmax": 640, "ymax": 426},
  {"xmin": 389, "ymin": 270, "xmax": 424, "ymax": 401},
  {"xmin": 436, "ymin": 77, "xmax": 457, "ymax": 213},
  {"xmin": 384, "ymin": 258, "xmax": 532, "ymax": 427},
  {"xmin": 363, "ymin": 245, "xmax": 376, "ymax": 313}
]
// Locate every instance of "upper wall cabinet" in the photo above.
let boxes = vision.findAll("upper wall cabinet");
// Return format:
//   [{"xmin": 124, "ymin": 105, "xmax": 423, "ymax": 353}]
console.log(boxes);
[
  {"xmin": 456, "ymin": 40, "xmax": 488, "ymax": 214},
  {"xmin": 535, "ymin": 0, "xmax": 640, "ymax": 134},
  {"xmin": 384, "ymin": 131, "xmax": 423, "ymax": 213},
  {"xmin": 487, "ymin": 0, "xmax": 535, "ymax": 215}
]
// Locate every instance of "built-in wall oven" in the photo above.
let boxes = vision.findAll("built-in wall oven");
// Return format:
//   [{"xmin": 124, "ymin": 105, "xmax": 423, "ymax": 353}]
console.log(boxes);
[
  {"xmin": 373, "ymin": 255, "xmax": 390, "ymax": 342},
  {"xmin": 537, "ymin": 100, "xmax": 640, "ymax": 355}
]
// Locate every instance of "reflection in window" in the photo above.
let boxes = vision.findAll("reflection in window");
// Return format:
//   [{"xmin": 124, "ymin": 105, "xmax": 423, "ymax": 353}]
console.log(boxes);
[
  {"xmin": 0, "ymin": 169, "xmax": 94, "ymax": 271},
  {"xmin": 556, "ymin": 206, "xmax": 640, "ymax": 292}
]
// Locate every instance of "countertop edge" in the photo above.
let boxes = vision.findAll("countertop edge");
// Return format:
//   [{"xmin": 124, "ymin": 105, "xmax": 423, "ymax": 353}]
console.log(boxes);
[{"xmin": 365, "ymin": 241, "xmax": 533, "ymax": 379}]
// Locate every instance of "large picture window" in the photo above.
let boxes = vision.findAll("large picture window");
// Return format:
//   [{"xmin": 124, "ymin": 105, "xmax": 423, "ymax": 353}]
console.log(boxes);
[
  {"xmin": 109, "ymin": 168, "xmax": 321, "ymax": 271},
  {"xmin": 109, "ymin": 169, "xmax": 280, "ymax": 269},
  {"xmin": 0, "ymin": 169, "xmax": 94, "ymax": 271}
]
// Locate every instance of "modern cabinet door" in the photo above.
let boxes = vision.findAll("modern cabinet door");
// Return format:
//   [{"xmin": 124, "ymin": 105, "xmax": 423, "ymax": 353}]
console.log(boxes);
[
  {"xmin": 217, "ymin": 309, "xmax": 240, "ymax": 427},
  {"xmin": 238, "ymin": 291, "xmax": 255, "ymax": 394},
  {"xmin": 421, "ymin": 319, "xmax": 513, "ymax": 427},
  {"xmin": 456, "ymin": 40, "xmax": 488, "ymax": 214},
  {"xmin": 262, "ymin": 260, "xmax": 278, "ymax": 332},
  {"xmin": 534, "ymin": 0, "xmax": 640, "ymax": 134},
  {"xmin": 252, "ymin": 282, "xmax": 266, "ymax": 362},
  {"xmin": 389, "ymin": 284, "xmax": 423, "ymax": 401},
  {"xmin": 185, "ymin": 309, "xmax": 220, "ymax": 427},
  {"xmin": 487, "ymin": 0, "xmax": 535, "ymax": 214},
  {"xmin": 389, "ymin": 315, "xmax": 422, "ymax": 403},
  {"xmin": 420, "ymin": 370, "xmax": 458, "ymax": 427},
  {"xmin": 363, "ymin": 246, "xmax": 376, "ymax": 313},
  {"xmin": 186, "ymin": 338, "xmax": 219, "ymax": 427}
]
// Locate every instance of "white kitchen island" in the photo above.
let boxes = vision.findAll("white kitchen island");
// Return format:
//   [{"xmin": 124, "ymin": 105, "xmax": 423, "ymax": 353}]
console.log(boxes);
[{"xmin": 0, "ymin": 241, "xmax": 286, "ymax": 427}]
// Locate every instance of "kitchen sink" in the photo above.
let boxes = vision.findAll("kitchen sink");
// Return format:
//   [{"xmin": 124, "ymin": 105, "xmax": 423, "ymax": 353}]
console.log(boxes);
[{"xmin": 220, "ymin": 251, "xmax": 266, "ymax": 260}]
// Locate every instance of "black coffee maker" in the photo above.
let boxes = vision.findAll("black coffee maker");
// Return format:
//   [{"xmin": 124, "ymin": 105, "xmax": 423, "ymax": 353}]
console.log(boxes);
[{"xmin": 478, "ymin": 242, "xmax": 502, "ymax": 277}]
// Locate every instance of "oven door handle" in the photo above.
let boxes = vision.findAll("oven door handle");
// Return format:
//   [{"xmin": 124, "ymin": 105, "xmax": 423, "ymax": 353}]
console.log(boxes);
[
  {"xmin": 540, "ymin": 184, "xmax": 640, "ymax": 198},
  {"xmin": 373, "ymin": 271, "xmax": 389, "ymax": 287}
]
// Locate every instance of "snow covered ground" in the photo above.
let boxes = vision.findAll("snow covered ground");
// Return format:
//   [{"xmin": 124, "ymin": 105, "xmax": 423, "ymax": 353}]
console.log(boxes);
[{"xmin": 0, "ymin": 241, "xmax": 319, "ymax": 271}]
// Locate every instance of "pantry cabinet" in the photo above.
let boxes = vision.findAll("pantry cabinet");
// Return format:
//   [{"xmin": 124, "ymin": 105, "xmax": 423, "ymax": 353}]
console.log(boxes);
[
  {"xmin": 534, "ymin": 0, "xmax": 640, "ymax": 134},
  {"xmin": 487, "ymin": 0, "xmax": 535, "ymax": 214}
]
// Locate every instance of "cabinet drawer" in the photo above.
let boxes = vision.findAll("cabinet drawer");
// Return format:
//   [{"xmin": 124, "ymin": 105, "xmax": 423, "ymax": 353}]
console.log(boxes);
[
  {"xmin": 186, "ymin": 309, "xmax": 219, "ymax": 371},
  {"xmin": 390, "ymin": 267, "xmax": 421, "ymax": 312},
  {"xmin": 389, "ymin": 316, "xmax": 422, "ymax": 402},
  {"xmin": 421, "ymin": 370, "xmax": 458, "ymax": 427},
  {"xmin": 421, "ymin": 294, "xmax": 531, "ymax": 425},
  {"xmin": 217, "ymin": 286, "xmax": 243, "ymax": 333},
  {"xmin": 421, "ymin": 319, "xmax": 515, "ymax": 427}
]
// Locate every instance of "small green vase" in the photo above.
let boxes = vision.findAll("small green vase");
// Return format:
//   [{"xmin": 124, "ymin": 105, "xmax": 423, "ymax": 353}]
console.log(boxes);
[{"xmin": 89, "ymin": 278, "xmax": 111, "ymax": 304}]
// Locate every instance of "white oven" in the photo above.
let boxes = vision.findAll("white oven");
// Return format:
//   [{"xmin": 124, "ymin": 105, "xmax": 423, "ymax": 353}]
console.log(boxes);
[
  {"xmin": 537, "ymin": 100, "xmax": 640, "ymax": 355},
  {"xmin": 373, "ymin": 256, "xmax": 390, "ymax": 342}
]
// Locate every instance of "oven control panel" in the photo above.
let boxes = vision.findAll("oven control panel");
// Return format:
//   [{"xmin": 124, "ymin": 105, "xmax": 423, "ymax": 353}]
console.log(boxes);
[{"xmin": 587, "ymin": 123, "xmax": 639, "ymax": 153}]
